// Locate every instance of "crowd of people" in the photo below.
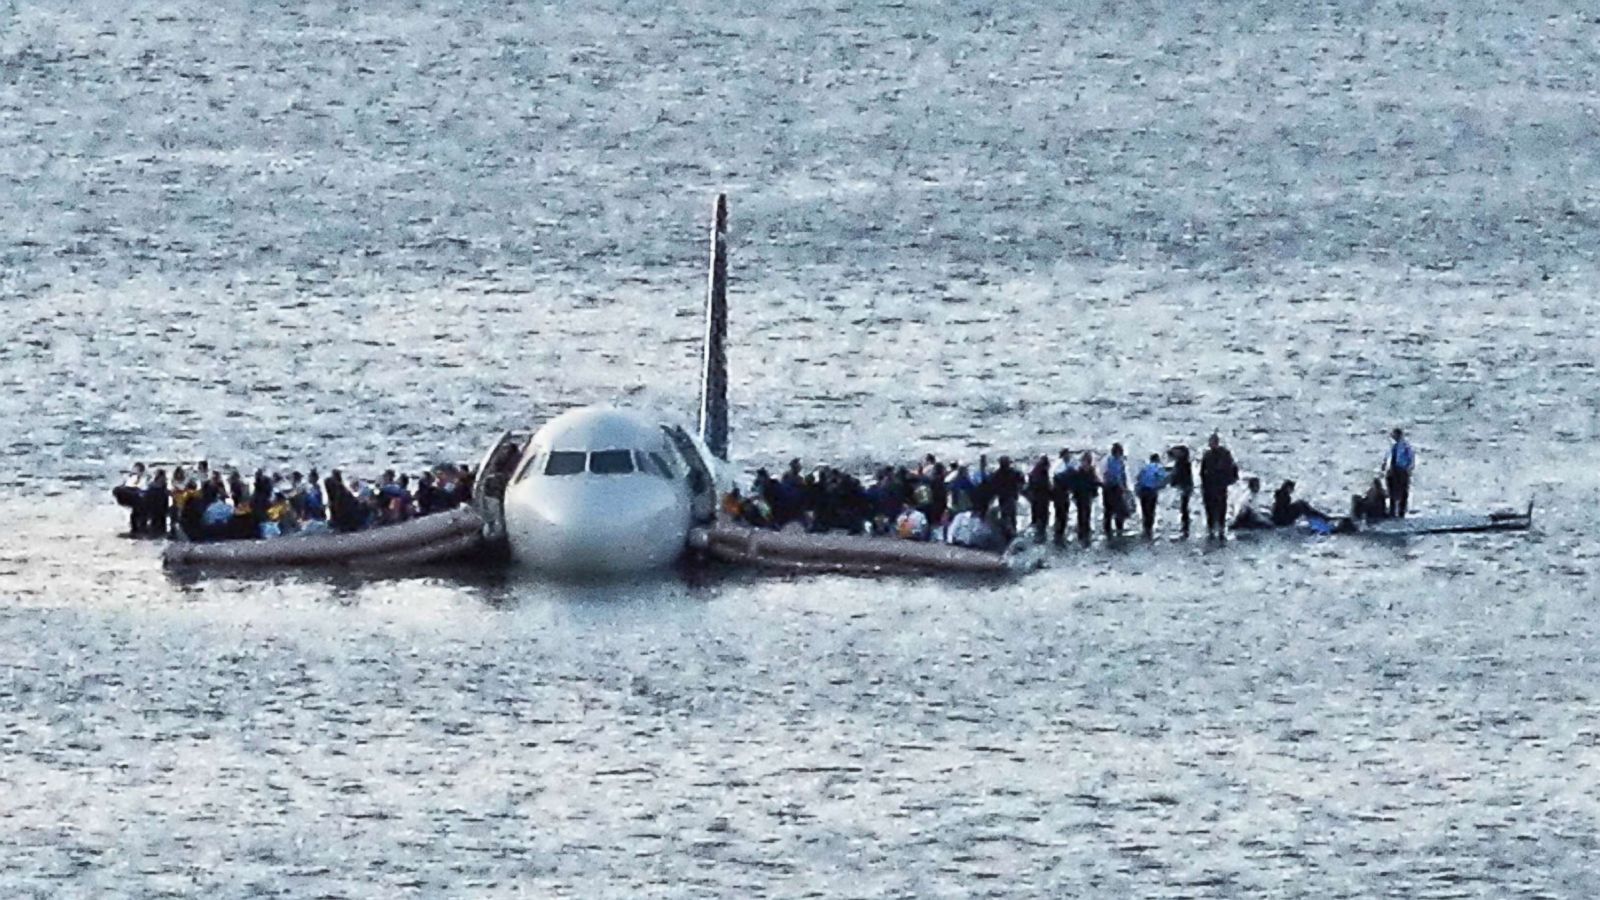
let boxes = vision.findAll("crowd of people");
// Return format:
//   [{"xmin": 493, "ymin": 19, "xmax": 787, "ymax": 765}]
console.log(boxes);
[
  {"xmin": 723, "ymin": 429, "xmax": 1418, "ymax": 550},
  {"xmin": 113, "ymin": 460, "xmax": 477, "ymax": 542},
  {"xmin": 113, "ymin": 429, "xmax": 1420, "ymax": 554}
]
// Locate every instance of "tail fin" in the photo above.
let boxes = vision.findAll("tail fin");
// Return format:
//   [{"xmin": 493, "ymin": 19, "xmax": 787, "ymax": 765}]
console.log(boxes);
[{"xmin": 697, "ymin": 193, "xmax": 730, "ymax": 461}]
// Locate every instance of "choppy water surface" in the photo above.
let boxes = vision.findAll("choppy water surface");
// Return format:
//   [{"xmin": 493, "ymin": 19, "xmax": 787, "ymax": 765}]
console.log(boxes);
[{"xmin": 3, "ymin": 1, "xmax": 1599, "ymax": 896}]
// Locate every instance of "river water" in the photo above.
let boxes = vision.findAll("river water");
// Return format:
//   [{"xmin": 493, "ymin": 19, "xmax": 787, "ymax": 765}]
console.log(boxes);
[{"xmin": 3, "ymin": 1, "xmax": 1599, "ymax": 896}]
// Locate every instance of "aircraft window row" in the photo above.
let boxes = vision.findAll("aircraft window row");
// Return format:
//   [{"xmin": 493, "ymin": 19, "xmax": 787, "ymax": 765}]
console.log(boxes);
[{"xmin": 534, "ymin": 448, "xmax": 673, "ymax": 477}]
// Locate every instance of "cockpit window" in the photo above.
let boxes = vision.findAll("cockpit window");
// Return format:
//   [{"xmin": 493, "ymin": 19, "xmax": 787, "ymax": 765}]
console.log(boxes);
[
  {"xmin": 588, "ymin": 450, "xmax": 635, "ymax": 475},
  {"xmin": 633, "ymin": 450, "xmax": 675, "ymax": 479},
  {"xmin": 513, "ymin": 454, "xmax": 534, "ymax": 484},
  {"xmin": 544, "ymin": 451, "xmax": 587, "ymax": 476}
]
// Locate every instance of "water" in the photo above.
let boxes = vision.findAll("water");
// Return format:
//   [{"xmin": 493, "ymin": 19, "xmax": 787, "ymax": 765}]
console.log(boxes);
[{"xmin": 3, "ymin": 1, "xmax": 1599, "ymax": 895}]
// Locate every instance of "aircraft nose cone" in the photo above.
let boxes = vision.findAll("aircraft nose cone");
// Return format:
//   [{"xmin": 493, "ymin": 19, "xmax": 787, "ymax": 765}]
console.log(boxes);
[{"xmin": 505, "ymin": 479, "xmax": 688, "ymax": 575}]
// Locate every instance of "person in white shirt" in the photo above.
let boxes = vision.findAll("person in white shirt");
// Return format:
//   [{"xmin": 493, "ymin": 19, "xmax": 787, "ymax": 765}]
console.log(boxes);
[
  {"xmin": 123, "ymin": 462, "xmax": 149, "ymax": 490},
  {"xmin": 113, "ymin": 462, "xmax": 149, "ymax": 533},
  {"xmin": 944, "ymin": 508, "xmax": 1005, "ymax": 552},
  {"xmin": 1231, "ymin": 477, "xmax": 1272, "ymax": 530}
]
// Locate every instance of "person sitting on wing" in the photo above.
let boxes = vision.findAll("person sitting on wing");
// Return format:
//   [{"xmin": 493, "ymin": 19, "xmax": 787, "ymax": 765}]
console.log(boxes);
[
  {"xmin": 1350, "ymin": 477, "xmax": 1389, "ymax": 522},
  {"xmin": 1270, "ymin": 480, "xmax": 1331, "ymax": 526},
  {"xmin": 1231, "ymin": 476, "xmax": 1273, "ymax": 530}
]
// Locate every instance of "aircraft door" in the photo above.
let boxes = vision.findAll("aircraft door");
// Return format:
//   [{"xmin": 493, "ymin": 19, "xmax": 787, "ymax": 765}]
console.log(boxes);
[
  {"xmin": 665, "ymin": 425, "xmax": 717, "ymax": 524},
  {"xmin": 473, "ymin": 429, "xmax": 533, "ymax": 542}
]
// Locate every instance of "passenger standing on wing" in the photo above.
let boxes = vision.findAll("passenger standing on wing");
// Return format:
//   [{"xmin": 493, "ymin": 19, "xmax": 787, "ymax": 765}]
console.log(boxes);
[
  {"xmin": 1199, "ymin": 433, "xmax": 1239, "ymax": 539},
  {"xmin": 1384, "ymin": 428, "xmax": 1415, "ymax": 518},
  {"xmin": 926, "ymin": 461, "xmax": 949, "ymax": 529},
  {"xmin": 1050, "ymin": 449, "xmax": 1074, "ymax": 545},
  {"xmin": 1167, "ymin": 445, "xmax": 1194, "ymax": 537},
  {"xmin": 1101, "ymin": 443, "xmax": 1130, "ymax": 537},
  {"xmin": 1135, "ymin": 453, "xmax": 1168, "ymax": 538},
  {"xmin": 946, "ymin": 464, "xmax": 975, "ymax": 514},
  {"xmin": 1026, "ymin": 455, "xmax": 1052, "ymax": 542},
  {"xmin": 988, "ymin": 456, "xmax": 1025, "ymax": 540},
  {"xmin": 1065, "ymin": 450, "xmax": 1100, "ymax": 544}
]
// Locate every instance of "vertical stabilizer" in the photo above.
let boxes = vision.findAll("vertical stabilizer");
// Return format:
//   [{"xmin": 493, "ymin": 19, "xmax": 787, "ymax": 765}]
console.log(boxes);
[{"xmin": 698, "ymin": 193, "xmax": 729, "ymax": 460}]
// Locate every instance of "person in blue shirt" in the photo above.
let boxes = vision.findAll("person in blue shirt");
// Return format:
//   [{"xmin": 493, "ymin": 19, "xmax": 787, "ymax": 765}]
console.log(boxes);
[
  {"xmin": 971, "ymin": 454, "xmax": 990, "ymax": 489},
  {"xmin": 945, "ymin": 464, "xmax": 975, "ymax": 515},
  {"xmin": 303, "ymin": 468, "xmax": 326, "ymax": 521},
  {"xmin": 200, "ymin": 483, "xmax": 236, "ymax": 540},
  {"xmin": 1135, "ymin": 453, "xmax": 1169, "ymax": 538},
  {"xmin": 1383, "ymin": 428, "xmax": 1415, "ymax": 518},
  {"xmin": 1101, "ymin": 443, "xmax": 1131, "ymax": 537}
]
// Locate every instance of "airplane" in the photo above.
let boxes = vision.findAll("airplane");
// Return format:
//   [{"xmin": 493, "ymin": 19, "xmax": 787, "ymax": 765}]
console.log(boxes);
[
  {"xmin": 156, "ymin": 192, "xmax": 1530, "ymax": 577},
  {"xmin": 488, "ymin": 195, "xmax": 733, "ymax": 575},
  {"xmin": 159, "ymin": 193, "xmax": 1012, "ymax": 578}
]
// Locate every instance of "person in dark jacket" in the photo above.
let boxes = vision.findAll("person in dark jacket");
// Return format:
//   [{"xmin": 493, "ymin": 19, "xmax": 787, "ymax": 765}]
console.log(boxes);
[
  {"xmin": 926, "ymin": 462, "xmax": 949, "ymax": 529},
  {"xmin": 415, "ymin": 471, "xmax": 441, "ymax": 516},
  {"xmin": 1026, "ymin": 455, "xmax": 1052, "ymax": 542},
  {"xmin": 251, "ymin": 469, "xmax": 273, "ymax": 523},
  {"xmin": 144, "ymin": 469, "xmax": 170, "ymax": 537},
  {"xmin": 228, "ymin": 469, "xmax": 248, "ymax": 507},
  {"xmin": 1350, "ymin": 477, "xmax": 1389, "ymax": 522},
  {"xmin": 987, "ymin": 456, "xmax": 1025, "ymax": 540},
  {"xmin": 1065, "ymin": 451, "xmax": 1101, "ymax": 544},
  {"xmin": 1199, "ymin": 433, "xmax": 1239, "ymax": 539},
  {"xmin": 1167, "ymin": 445, "xmax": 1195, "ymax": 537},
  {"xmin": 178, "ymin": 480, "xmax": 207, "ymax": 539},
  {"xmin": 325, "ymin": 469, "xmax": 364, "ymax": 532},
  {"xmin": 1271, "ymin": 480, "xmax": 1329, "ymax": 526}
]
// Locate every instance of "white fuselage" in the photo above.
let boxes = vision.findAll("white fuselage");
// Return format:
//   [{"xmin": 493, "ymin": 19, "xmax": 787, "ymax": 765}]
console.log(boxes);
[{"xmin": 501, "ymin": 407, "xmax": 715, "ymax": 576}]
